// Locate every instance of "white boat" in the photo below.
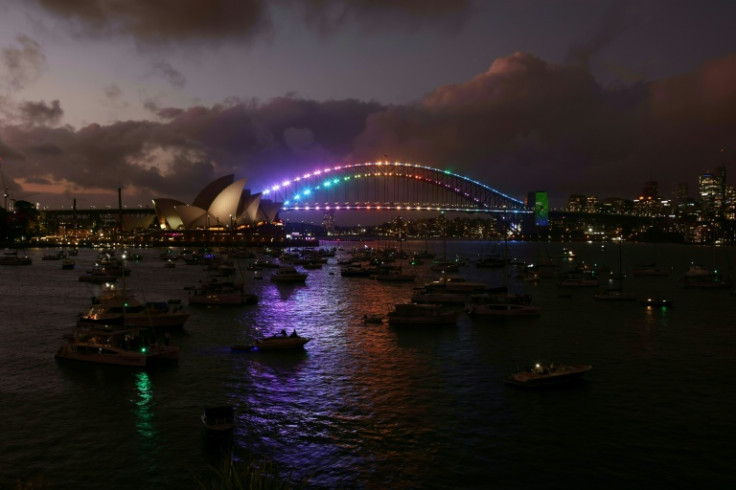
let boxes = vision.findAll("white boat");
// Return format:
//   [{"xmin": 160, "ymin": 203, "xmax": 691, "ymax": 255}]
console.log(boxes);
[
  {"xmin": 55, "ymin": 324, "xmax": 179, "ymax": 367},
  {"xmin": 505, "ymin": 363, "xmax": 592, "ymax": 388},
  {"xmin": 79, "ymin": 286, "xmax": 190, "ymax": 329},
  {"xmin": 387, "ymin": 303, "xmax": 459, "ymax": 327},
  {"xmin": 254, "ymin": 331, "xmax": 310, "ymax": 350},
  {"xmin": 270, "ymin": 266, "xmax": 308, "ymax": 283}
]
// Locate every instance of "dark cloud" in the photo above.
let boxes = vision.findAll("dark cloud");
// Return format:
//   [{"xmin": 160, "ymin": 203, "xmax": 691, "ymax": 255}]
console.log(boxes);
[
  {"xmin": 1, "ymin": 51, "xmax": 735, "ymax": 207},
  {"xmin": 294, "ymin": 0, "xmax": 473, "ymax": 37},
  {"xmin": 565, "ymin": 0, "xmax": 629, "ymax": 69},
  {"xmin": 35, "ymin": 0, "xmax": 472, "ymax": 46},
  {"xmin": 104, "ymin": 84, "xmax": 123, "ymax": 101},
  {"xmin": 153, "ymin": 61, "xmax": 186, "ymax": 88},
  {"xmin": 1, "ymin": 35, "xmax": 46, "ymax": 91},
  {"xmin": 37, "ymin": 0, "xmax": 271, "ymax": 45},
  {"xmin": 350, "ymin": 52, "xmax": 736, "ymax": 202},
  {"xmin": 18, "ymin": 99, "xmax": 64, "ymax": 126}
]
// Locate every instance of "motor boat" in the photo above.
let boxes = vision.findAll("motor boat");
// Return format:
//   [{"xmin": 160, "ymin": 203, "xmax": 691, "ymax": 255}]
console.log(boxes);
[
  {"xmin": 387, "ymin": 303, "xmax": 459, "ymax": 327},
  {"xmin": 55, "ymin": 324, "xmax": 179, "ymax": 367},
  {"xmin": 254, "ymin": 330, "xmax": 310, "ymax": 350},
  {"xmin": 505, "ymin": 363, "xmax": 592, "ymax": 388}
]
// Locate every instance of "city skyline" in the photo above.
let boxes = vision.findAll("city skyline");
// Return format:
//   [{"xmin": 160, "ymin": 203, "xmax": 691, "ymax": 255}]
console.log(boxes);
[{"xmin": 0, "ymin": 0, "xmax": 735, "ymax": 211}]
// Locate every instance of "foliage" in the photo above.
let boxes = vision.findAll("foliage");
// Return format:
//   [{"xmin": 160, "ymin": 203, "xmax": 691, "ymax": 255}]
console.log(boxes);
[{"xmin": 195, "ymin": 457, "xmax": 307, "ymax": 490}]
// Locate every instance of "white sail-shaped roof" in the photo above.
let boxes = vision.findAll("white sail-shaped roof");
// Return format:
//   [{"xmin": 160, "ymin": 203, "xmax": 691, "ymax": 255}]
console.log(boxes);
[
  {"xmin": 258, "ymin": 199, "xmax": 282, "ymax": 223},
  {"xmin": 192, "ymin": 175, "xmax": 234, "ymax": 209},
  {"xmin": 207, "ymin": 178, "xmax": 246, "ymax": 227},
  {"xmin": 174, "ymin": 204, "xmax": 208, "ymax": 228},
  {"xmin": 237, "ymin": 193, "xmax": 262, "ymax": 225},
  {"xmin": 152, "ymin": 198, "xmax": 185, "ymax": 229}
]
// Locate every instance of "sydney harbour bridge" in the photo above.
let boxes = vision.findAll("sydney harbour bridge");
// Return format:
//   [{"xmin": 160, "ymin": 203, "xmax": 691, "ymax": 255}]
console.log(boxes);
[{"xmin": 261, "ymin": 161, "xmax": 533, "ymax": 218}]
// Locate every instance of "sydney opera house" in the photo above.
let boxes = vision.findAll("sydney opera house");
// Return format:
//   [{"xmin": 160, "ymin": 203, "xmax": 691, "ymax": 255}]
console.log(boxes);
[{"xmin": 152, "ymin": 175, "xmax": 282, "ymax": 231}]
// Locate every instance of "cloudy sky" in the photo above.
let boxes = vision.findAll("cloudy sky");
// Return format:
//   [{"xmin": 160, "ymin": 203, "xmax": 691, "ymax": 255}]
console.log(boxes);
[{"xmin": 0, "ymin": 0, "xmax": 735, "ymax": 211}]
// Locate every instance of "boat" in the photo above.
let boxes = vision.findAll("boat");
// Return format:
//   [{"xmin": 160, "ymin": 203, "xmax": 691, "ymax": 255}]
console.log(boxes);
[
  {"xmin": 270, "ymin": 266, "xmax": 308, "ymax": 283},
  {"xmin": 362, "ymin": 313, "xmax": 385, "ymax": 323},
  {"xmin": 55, "ymin": 324, "xmax": 179, "ymax": 367},
  {"xmin": 61, "ymin": 258, "xmax": 76, "ymax": 270},
  {"xmin": 201, "ymin": 406, "xmax": 235, "ymax": 432},
  {"xmin": 632, "ymin": 263, "xmax": 669, "ymax": 276},
  {"xmin": 42, "ymin": 250, "xmax": 65, "ymax": 260},
  {"xmin": 505, "ymin": 363, "xmax": 592, "ymax": 388},
  {"xmin": 466, "ymin": 293, "xmax": 540, "ymax": 317},
  {"xmin": 187, "ymin": 279, "xmax": 258, "ymax": 305},
  {"xmin": 0, "ymin": 251, "xmax": 32, "ymax": 266},
  {"xmin": 78, "ymin": 286, "xmax": 190, "ymax": 330},
  {"xmin": 557, "ymin": 272, "xmax": 598, "ymax": 287},
  {"xmin": 387, "ymin": 303, "xmax": 459, "ymax": 327},
  {"xmin": 593, "ymin": 288, "xmax": 636, "ymax": 301},
  {"xmin": 254, "ymin": 330, "xmax": 310, "ymax": 350},
  {"xmin": 340, "ymin": 265, "xmax": 372, "ymax": 277},
  {"xmin": 78, "ymin": 267, "xmax": 118, "ymax": 283},
  {"xmin": 374, "ymin": 268, "xmax": 416, "ymax": 282},
  {"xmin": 640, "ymin": 296, "xmax": 673, "ymax": 308},
  {"xmin": 423, "ymin": 274, "xmax": 495, "ymax": 293}
]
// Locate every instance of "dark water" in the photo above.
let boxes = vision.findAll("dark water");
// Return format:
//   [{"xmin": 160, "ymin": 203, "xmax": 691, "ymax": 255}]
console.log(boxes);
[{"xmin": 2, "ymin": 241, "xmax": 736, "ymax": 489}]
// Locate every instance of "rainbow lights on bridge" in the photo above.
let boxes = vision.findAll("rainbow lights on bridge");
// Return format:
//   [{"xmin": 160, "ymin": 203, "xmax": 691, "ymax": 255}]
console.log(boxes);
[{"xmin": 261, "ymin": 161, "xmax": 530, "ymax": 215}]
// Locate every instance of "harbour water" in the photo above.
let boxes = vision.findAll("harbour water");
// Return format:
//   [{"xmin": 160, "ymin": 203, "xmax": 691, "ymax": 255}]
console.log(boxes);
[{"xmin": 2, "ymin": 240, "xmax": 736, "ymax": 489}]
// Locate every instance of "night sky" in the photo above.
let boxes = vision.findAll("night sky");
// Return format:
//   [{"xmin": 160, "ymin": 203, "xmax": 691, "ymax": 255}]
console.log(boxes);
[{"xmin": 0, "ymin": 0, "xmax": 735, "ymax": 209}]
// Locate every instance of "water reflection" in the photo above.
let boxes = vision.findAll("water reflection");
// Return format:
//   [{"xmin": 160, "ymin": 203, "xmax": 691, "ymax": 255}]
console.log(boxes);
[{"xmin": 132, "ymin": 371, "xmax": 160, "ymax": 475}]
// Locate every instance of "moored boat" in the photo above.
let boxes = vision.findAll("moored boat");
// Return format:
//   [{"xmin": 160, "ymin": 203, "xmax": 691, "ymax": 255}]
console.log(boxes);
[
  {"xmin": 466, "ymin": 293, "xmax": 540, "ymax": 317},
  {"xmin": 254, "ymin": 330, "xmax": 310, "ymax": 350},
  {"xmin": 387, "ymin": 303, "xmax": 459, "ymax": 327},
  {"xmin": 78, "ymin": 286, "xmax": 190, "ymax": 330},
  {"xmin": 55, "ymin": 324, "xmax": 179, "ymax": 367},
  {"xmin": 505, "ymin": 363, "xmax": 592, "ymax": 388},
  {"xmin": 270, "ymin": 266, "xmax": 308, "ymax": 283},
  {"xmin": 640, "ymin": 296, "xmax": 673, "ymax": 308}
]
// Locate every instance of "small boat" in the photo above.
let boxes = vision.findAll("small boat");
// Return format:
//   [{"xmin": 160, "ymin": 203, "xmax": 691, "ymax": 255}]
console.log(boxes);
[
  {"xmin": 201, "ymin": 406, "xmax": 235, "ymax": 432},
  {"xmin": 61, "ymin": 258, "xmax": 76, "ymax": 270},
  {"xmin": 640, "ymin": 296, "xmax": 673, "ymax": 308},
  {"xmin": 505, "ymin": 363, "xmax": 592, "ymax": 388},
  {"xmin": 254, "ymin": 330, "xmax": 310, "ymax": 350},
  {"xmin": 362, "ymin": 313, "xmax": 384, "ymax": 324}
]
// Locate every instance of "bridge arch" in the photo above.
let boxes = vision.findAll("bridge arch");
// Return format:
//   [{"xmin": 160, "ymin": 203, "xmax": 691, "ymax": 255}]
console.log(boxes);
[{"xmin": 261, "ymin": 161, "xmax": 531, "ymax": 216}]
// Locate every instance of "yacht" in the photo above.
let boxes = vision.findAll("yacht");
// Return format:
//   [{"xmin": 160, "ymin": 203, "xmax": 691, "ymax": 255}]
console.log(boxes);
[
  {"xmin": 466, "ymin": 293, "xmax": 540, "ymax": 317},
  {"xmin": 387, "ymin": 303, "xmax": 459, "ymax": 327},
  {"xmin": 505, "ymin": 363, "xmax": 592, "ymax": 388},
  {"xmin": 187, "ymin": 279, "xmax": 258, "ymax": 305},
  {"xmin": 270, "ymin": 266, "xmax": 308, "ymax": 283},
  {"xmin": 56, "ymin": 324, "xmax": 179, "ymax": 367},
  {"xmin": 78, "ymin": 286, "xmax": 190, "ymax": 329}
]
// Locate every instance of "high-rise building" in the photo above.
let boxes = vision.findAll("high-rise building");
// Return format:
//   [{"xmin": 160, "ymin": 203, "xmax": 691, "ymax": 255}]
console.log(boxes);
[{"xmin": 699, "ymin": 167, "xmax": 726, "ymax": 217}]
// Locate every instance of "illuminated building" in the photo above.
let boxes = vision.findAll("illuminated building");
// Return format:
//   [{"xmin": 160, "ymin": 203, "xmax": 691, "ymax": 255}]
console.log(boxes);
[{"xmin": 152, "ymin": 175, "xmax": 282, "ymax": 230}]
